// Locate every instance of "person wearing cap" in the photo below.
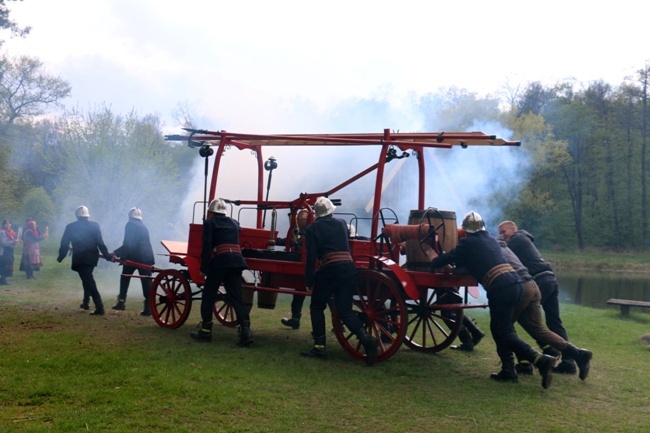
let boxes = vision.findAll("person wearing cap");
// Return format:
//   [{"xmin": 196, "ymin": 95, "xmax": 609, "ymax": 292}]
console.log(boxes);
[
  {"xmin": 110, "ymin": 207, "xmax": 155, "ymax": 316},
  {"xmin": 497, "ymin": 238, "xmax": 593, "ymax": 381},
  {"xmin": 57, "ymin": 206, "xmax": 112, "ymax": 315},
  {"xmin": 190, "ymin": 198, "xmax": 254, "ymax": 347},
  {"xmin": 498, "ymin": 220, "xmax": 577, "ymax": 375},
  {"xmin": 427, "ymin": 211, "xmax": 556, "ymax": 388},
  {"xmin": 301, "ymin": 196, "xmax": 378, "ymax": 366}
]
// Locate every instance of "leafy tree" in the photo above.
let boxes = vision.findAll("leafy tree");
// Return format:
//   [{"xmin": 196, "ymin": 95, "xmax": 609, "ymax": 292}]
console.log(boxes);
[
  {"xmin": 44, "ymin": 106, "xmax": 190, "ymax": 247},
  {"xmin": 21, "ymin": 186, "xmax": 54, "ymax": 226}
]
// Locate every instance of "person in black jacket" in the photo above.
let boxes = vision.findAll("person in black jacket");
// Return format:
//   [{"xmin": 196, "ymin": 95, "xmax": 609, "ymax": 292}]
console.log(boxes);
[
  {"xmin": 110, "ymin": 208, "xmax": 155, "ymax": 316},
  {"xmin": 57, "ymin": 206, "xmax": 112, "ymax": 315},
  {"xmin": 300, "ymin": 197, "xmax": 378, "ymax": 366},
  {"xmin": 190, "ymin": 198, "xmax": 253, "ymax": 347},
  {"xmin": 427, "ymin": 211, "xmax": 556, "ymax": 388},
  {"xmin": 498, "ymin": 220, "xmax": 576, "ymax": 375}
]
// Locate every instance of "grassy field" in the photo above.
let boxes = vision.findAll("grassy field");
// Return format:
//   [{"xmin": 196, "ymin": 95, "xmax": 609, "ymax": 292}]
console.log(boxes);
[{"xmin": 0, "ymin": 249, "xmax": 649, "ymax": 432}]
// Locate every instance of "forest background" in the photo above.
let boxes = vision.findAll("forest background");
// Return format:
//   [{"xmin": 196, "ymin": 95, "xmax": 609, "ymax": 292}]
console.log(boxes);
[{"xmin": 1, "ymin": 2, "xmax": 650, "ymax": 253}]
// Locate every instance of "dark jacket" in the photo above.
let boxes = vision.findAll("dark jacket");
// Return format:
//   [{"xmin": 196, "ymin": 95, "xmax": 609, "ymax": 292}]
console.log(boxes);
[
  {"xmin": 430, "ymin": 230, "xmax": 521, "ymax": 290},
  {"xmin": 305, "ymin": 215, "xmax": 355, "ymax": 287},
  {"xmin": 114, "ymin": 219, "xmax": 155, "ymax": 265},
  {"xmin": 505, "ymin": 230, "xmax": 554, "ymax": 279},
  {"xmin": 201, "ymin": 213, "xmax": 247, "ymax": 273},
  {"xmin": 498, "ymin": 239, "xmax": 533, "ymax": 282},
  {"xmin": 57, "ymin": 218, "xmax": 111, "ymax": 271}
]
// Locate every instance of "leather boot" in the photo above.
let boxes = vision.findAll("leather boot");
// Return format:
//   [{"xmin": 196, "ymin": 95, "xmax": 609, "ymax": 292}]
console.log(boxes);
[
  {"xmin": 90, "ymin": 307, "xmax": 105, "ymax": 316},
  {"xmin": 80, "ymin": 302, "xmax": 90, "ymax": 310},
  {"xmin": 280, "ymin": 316, "xmax": 300, "ymax": 330},
  {"xmin": 490, "ymin": 357, "xmax": 518, "ymax": 383},
  {"xmin": 464, "ymin": 317, "xmax": 486, "ymax": 347},
  {"xmin": 190, "ymin": 321, "xmax": 213, "ymax": 342},
  {"xmin": 451, "ymin": 328, "xmax": 474, "ymax": 352},
  {"xmin": 112, "ymin": 299, "xmax": 126, "ymax": 311},
  {"xmin": 562, "ymin": 344, "xmax": 592, "ymax": 380},
  {"xmin": 535, "ymin": 354, "xmax": 556, "ymax": 389},
  {"xmin": 140, "ymin": 299, "xmax": 151, "ymax": 316},
  {"xmin": 356, "ymin": 328, "xmax": 378, "ymax": 366},
  {"xmin": 237, "ymin": 321, "xmax": 254, "ymax": 347},
  {"xmin": 515, "ymin": 360, "xmax": 534, "ymax": 375},
  {"xmin": 543, "ymin": 345, "xmax": 562, "ymax": 360},
  {"xmin": 301, "ymin": 333, "xmax": 327, "ymax": 358}
]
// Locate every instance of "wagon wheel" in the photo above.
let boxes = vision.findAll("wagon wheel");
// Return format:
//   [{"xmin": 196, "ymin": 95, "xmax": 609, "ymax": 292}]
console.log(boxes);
[
  {"xmin": 371, "ymin": 208, "xmax": 399, "ymax": 261},
  {"xmin": 150, "ymin": 269, "xmax": 192, "ymax": 329},
  {"xmin": 331, "ymin": 269, "xmax": 407, "ymax": 364},
  {"xmin": 418, "ymin": 207, "xmax": 446, "ymax": 255},
  {"xmin": 213, "ymin": 280, "xmax": 252, "ymax": 328},
  {"xmin": 403, "ymin": 287, "xmax": 464, "ymax": 352}
]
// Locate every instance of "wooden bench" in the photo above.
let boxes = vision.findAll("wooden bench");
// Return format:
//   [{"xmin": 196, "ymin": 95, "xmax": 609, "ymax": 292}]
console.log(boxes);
[{"xmin": 606, "ymin": 298, "xmax": 650, "ymax": 316}]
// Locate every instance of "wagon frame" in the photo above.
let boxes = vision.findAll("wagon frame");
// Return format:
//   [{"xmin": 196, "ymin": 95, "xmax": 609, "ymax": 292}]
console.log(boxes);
[{"xmin": 142, "ymin": 128, "xmax": 520, "ymax": 364}]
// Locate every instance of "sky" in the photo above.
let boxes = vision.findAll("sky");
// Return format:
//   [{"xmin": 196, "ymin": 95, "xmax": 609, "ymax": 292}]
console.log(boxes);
[
  {"xmin": 2, "ymin": 0, "xmax": 650, "ymax": 239},
  {"xmin": 3, "ymin": 0, "xmax": 648, "ymax": 134}
]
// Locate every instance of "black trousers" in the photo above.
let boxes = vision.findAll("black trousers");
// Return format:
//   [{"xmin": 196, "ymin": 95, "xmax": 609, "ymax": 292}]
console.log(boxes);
[
  {"xmin": 77, "ymin": 265, "xmax": 103, "ymax": 309},
  {"xmin": 201, "ymin": 267, "xmax": 249, "ymax": 325},
  {"xmin": 118, "ymin": 265, "xmax": 152, "ymax": 301},
  {"xmin": 488, "ymin": 282, "xmax": 538, "ymax": 368},
  {"xmin": 310, "ymin": 265, "xmax": 363, "ymax": 342}
]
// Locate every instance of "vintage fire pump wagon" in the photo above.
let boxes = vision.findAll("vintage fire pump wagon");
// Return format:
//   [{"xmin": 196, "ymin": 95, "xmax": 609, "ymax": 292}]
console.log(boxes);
[{"xmin": 127, "ymin": 129, "xmax": 519, "ymax": 364}]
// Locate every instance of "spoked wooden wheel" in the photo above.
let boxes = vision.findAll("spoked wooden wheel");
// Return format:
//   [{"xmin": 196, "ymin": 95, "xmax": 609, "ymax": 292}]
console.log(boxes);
[
  {"xmin": 150, "ymin": 269, "xmax": 192, "ymax": 329},
  {"xmin": 214, "ymin": 284, "xmax": 238, "ymax": 327},
  {"xmin": 403, "ymin": 287, "xmax": 464, "ymax": 352},
  {"xmin": 332, "ymin": 269, "xmax": 407, "ymax": 364}
]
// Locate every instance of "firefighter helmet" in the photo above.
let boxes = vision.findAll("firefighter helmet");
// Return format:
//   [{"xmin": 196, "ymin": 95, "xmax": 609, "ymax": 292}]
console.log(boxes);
[
  {"xmin": 461, "ymin": 211, "xmax": 485, "ymax": 233},
  {"xmin": 75, "ymin": 205, "xmax": 90, "ymax": 218},
  {"xmin": 128, "ymin": 207, "xmax": 142, "ymax": 220},
  {"xmin": 208, "ymin": 198, "xmax": 227, "ymax": 215},
  {"xmin": 314, "ymin": 197, "xmax": 335, "ymax": 219}
]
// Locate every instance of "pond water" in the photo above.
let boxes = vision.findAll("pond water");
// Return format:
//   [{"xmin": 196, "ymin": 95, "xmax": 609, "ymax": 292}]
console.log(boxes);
[{"xmin": 556, "ymin": 271, "xmax": 650, "ymax": 310}]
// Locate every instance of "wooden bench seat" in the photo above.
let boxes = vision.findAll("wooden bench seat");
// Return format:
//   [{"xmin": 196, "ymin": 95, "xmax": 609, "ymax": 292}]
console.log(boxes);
[{"xmin": 606, "ymin": 298, "xmax": 650, "ymax": 316}]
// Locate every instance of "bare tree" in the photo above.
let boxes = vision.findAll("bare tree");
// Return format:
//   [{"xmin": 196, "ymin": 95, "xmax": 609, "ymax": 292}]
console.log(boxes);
[{"xmin": 0, "ymin": 55, "xmax": 71, "ymax": 133}]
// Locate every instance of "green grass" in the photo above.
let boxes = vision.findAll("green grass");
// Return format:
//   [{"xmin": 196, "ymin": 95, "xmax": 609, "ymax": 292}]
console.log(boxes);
[{"xmin": 0, "ymin": 249, "xmax": 649, "ymax": 432}]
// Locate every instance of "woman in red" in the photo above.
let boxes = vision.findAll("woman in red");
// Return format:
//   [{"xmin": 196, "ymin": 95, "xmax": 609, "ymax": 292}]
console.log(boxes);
[{"xmin": 20, "ymin": 219, "xmax": 48, "ymax": 279}]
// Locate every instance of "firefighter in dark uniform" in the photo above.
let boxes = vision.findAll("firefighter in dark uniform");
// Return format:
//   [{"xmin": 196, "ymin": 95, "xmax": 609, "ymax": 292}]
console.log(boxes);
[
  {"xmin": 57, "ymin": 205, "xmax": 112, "ymax": 315},
  {"xmin": 300, "ymin": 197, "xmax": 378, "ymax": 366},
  {"xmin": 191, "ymin": 198, "xmax": 253, "ymax": 347},
  {"xmin": 111, "ymin": 207, "xmax": 155, "ymax": 316},
  {"xmin": 427, "ymin": 211, "xmax": 556, "ymax": 388},
  {"xmin": 498, "ymin": 220, "xmax": 576, "ymax": 375},
  {"xmin": 498, "ymin": 238, "xmax": 593, "ymax": 380},
  {"xmin": 280, "ymin": 208, "xmax": 311, "ymax": 329}
]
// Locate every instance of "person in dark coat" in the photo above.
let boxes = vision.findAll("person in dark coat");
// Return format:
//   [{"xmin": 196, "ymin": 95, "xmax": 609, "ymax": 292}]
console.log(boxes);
[
  {"xmin": 57, "ymin": 205, "xmax": 112, "ymax": 315},
  {"xmin": 0, "ymin": 219, "xmax": 20, "ymax": 285},
  {"xmin": 300, "ymin": 197, "xmax": 378, "ymax": 366},
  {"xmin": 498, "ymin": 220, "xmax": 576, "ymax": 375},
  {"xmin": 190, "ymin": 198, "xmax": 253, "ymax": 347},
  {"xmin": 427, "ymin": 211, "xmax": 556, "ymax": 388},
  {"xmin": 111, "ymin": 207, "xmax": 155, "ymax": 316}
]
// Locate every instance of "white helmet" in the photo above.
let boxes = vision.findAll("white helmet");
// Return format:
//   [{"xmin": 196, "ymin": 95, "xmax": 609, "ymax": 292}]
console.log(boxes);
[
  {"xmin": 128, "ymin": 207, "xmax": 142, "ymax": 220},
  {"xmin": 75, "ymin": 205, "xmax": 90, "ymax": 218},
  {"xmin": 208, "ymin": 198, "xmax": 227, "ymax": 215},
  {"xmin": 461, "ymin": 211, "xmax": 485, "ymax": 233},
  {"xmin": 314, "ymin": 197, "xmax": 335, "ymax": 219}
]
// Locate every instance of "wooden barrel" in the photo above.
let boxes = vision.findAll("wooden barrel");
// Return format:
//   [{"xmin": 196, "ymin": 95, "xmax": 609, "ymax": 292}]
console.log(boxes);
[
  {"xmin": 257, "ymin": 290, "xmax": 278, "ymax": 309},
  {"xmin": 405, "ymin": 209, "xmax": 458, "ymax": 271}
]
